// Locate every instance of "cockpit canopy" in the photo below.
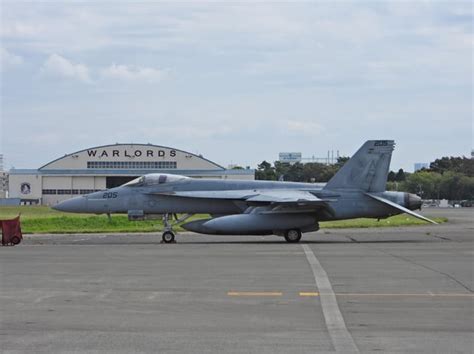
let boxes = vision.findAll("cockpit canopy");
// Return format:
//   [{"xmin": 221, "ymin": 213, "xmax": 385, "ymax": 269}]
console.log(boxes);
[{"xmin": 123, "ymin": 173, "xmax": 189, "ymax": 187}]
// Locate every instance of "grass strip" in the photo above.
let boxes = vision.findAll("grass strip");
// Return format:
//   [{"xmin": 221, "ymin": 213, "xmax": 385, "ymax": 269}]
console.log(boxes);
[{"xmin": 0, "ymin": 206, "xmax": 446, "ymax": 234}]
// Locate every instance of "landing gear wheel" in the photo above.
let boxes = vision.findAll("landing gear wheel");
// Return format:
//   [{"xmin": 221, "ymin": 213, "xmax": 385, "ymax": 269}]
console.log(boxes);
[
  {"xmin": 10, "ymin": 236, "xmax": 21, "ymax": 245},
  {"xmin": 162, "ymin": 231, "xmax": 175, "ymax": 243},
  {"xmin": 284, "ymin": 229, "xmax": 302, "ymax": 243}
]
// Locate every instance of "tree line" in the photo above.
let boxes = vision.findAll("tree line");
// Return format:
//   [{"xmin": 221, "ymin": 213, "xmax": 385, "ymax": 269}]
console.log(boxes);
[
  {"xmin": 254, "ymin": 156, "xmax": 474, "ymax": 200},
  {"xmin": 255, "ymin": 157, "xmax": 350, "ymax": 183},
  {"xmin": 386, "ymin": 157, "xmax": 474, "ymax": 201}
]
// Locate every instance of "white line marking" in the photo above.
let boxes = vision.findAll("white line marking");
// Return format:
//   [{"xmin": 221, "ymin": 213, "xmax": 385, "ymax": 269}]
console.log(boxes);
[{"xmin": 302, "ymin": 244, "xmax": 359, "ymax": 353}]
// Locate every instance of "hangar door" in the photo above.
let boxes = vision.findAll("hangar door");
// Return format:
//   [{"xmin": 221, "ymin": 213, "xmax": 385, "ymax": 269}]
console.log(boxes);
[{"xmin": 106, "ymin": 176, "xmax": 138, "ymax": 189}]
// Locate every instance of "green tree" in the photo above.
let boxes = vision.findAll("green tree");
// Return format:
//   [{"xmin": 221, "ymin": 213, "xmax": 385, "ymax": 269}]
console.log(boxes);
[
  {"xmin": 395, "ymin": 168, "xmax": 406, "ymax": 182},
  {"xmin": 274, "ymin": 161, "xmax": 291, "ymax": 181},
  {"xmin": 286, "ymin": 162, "xmax": 305, "ymax": 182},
  {"xmin": 302, "ymin": 163, "xmax": 328, "ymax": 182},
  {"xmin": 439, "ymin": 172, "xmax": 474, "ymax": 200},
  {"xmin": 403, "ymin": 171, "xmax": 442, "ymax": 199},
  {"xmin": 386, "ymin": 181, "xmax": 398, "ymax": 191},
  {"xmin": 430, "ymin": 156, "xmax": 474, "ymax": 177},
  {"xmin": 387, "ymin": 171, "xmax": 396, "ymax": 182},
  {"xmin": 335, "ymin": 156, "xmax": 350, "ymax": 168},
  {"xmin": 255, "ymin": 161, "xmax": 276, "ymax": 180}
]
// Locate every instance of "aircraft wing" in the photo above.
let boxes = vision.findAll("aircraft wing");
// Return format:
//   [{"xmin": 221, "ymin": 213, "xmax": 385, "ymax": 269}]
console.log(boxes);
[
  {"xmin": 155, "ymin": 189, "xmax": 325, "ymax": 202},
  {"xmin": 246, "ymin": 190, "xmax": 324, "ymax": 203},
  {"xmin": 152, "ymin": 190, "xmax": 258, "ymax": 200},
  {"xmin": 153, "ymin": 189, "xmax": 333, "ymax": 210}
]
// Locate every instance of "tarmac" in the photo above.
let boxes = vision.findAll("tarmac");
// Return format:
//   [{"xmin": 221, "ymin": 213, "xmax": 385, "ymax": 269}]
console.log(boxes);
[{"xmin": 1, "ymin": 208, "xmax": 473, "ymax": 353}]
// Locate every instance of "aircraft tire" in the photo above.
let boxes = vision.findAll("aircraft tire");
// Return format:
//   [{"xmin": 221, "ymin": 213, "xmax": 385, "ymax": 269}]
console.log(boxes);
[
  {"xmin": 162, "ymin": 231, "xmax": 175, "ymax": 243},
  {"xmin": 10, "ymin": 236, "xmax": 21, "ymax": 245},
  {"xmin": 284, "ymin": 229, "xmax": 302, "ymax": 243}
]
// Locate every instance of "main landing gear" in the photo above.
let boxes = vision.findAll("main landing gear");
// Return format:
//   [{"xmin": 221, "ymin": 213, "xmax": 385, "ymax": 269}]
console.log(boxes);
[
  {"xmin": 284, "ymin": 229, "xmax": 302, "ymax": 243},
  {"xmin": 162, "ymin": 230, "xmax": 175, "ymax": 243},
  {"xmin": 161, "ymin": 213, "xmax": 193, "ymax": 243}
]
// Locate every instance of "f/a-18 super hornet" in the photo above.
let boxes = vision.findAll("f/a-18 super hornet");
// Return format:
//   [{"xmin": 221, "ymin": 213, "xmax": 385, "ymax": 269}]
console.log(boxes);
[{"xmin": 53, "ymin": 140, "xmax": 437, "ymax": 243}]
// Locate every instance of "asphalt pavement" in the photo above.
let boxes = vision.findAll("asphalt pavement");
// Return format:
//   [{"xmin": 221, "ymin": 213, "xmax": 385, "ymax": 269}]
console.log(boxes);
[{"xmin": 1, "ymin": 208, "xmax": 472, "ymax": 353}]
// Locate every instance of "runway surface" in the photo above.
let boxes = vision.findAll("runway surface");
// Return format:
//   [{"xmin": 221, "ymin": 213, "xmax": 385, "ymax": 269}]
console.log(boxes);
[{"xmin": 1, "ymin": 209, "xmax": 473, "ymax": 353}]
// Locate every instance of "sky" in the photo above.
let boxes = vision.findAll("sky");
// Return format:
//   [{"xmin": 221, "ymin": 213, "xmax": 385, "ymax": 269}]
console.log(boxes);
[{"xmin": 1, "ymin": 1, "xmax": 472, "ymax": 172}]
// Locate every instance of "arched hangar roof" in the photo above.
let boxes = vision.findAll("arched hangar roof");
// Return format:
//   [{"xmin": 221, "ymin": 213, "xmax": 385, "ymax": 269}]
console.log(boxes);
[{"xmin": 38, "ymin": 143, "xmax": 225, "ymax": 171}]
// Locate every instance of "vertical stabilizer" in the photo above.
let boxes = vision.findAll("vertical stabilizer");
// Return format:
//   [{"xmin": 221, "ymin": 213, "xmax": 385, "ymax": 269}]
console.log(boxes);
[{"xmin": 324, "ymin": 140, "xmax": 395, "ymax": 192}]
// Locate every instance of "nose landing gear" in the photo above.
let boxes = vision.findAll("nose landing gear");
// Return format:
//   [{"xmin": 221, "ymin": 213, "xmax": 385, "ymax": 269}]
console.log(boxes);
[
  {"xmin": 162, "ymin": 230, "xmax": 175, "ymax": 243},
  {"xmin": 161, "ymin": 213, "xmax": 193, "ymax": 243}
]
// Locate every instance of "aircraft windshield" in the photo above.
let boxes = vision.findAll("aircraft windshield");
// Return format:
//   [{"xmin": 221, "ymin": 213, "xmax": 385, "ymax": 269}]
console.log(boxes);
[
  {"xmin": 123, "ymin": 174, "xmax": 188, "ymax": 187},
  {"xmin": 123, "ymin": 176, "xmax": 145, "ymax": 187}
]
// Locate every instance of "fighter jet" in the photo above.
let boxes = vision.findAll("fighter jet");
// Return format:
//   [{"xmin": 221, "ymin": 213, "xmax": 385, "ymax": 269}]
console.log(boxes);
[{"xmin": 53, "ymin": 140, "xmax": 437, "ymax": 243}]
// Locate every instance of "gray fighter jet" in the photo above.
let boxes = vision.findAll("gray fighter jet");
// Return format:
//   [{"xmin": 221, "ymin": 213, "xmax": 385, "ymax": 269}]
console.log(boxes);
[{"xmin": 53, "ymin": 140, "xmax": 437, "ymax": 243}]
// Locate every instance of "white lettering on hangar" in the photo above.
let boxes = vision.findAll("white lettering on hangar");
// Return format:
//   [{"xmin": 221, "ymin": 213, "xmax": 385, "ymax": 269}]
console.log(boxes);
[{"xmin": 86, "ymin": 149, "xmax": 177, "ymax": 158}]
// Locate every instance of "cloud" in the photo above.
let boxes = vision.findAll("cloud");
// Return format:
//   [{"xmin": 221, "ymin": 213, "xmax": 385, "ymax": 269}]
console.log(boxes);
[
  {"xmin": 1, "ymin": 3, "xmax": 472, "ymax": 171},
  {"xmin": 100, "ymin": 63, "xmax": 167, "ymax": 83},
  {"xmin": 1, "ymin": 48, "xmax": 23, "ymax": 69},
  {"xmin": 38, "ymin": 56, "xmax": 166, "ymax": 84},
  {"xmin": 138, "ymin": 122, "xmax": 234, "ymax": 140},
  {"xmin": 40, "ymin": 54, "xmax": 91, "ymax": 83},
  {"xmin": 1, "ymin": 21, "xmax": 44, "ymax": 37},
  {"xmin": 284, "ymin": 120, "xmax": 325, "ymax": 136}
]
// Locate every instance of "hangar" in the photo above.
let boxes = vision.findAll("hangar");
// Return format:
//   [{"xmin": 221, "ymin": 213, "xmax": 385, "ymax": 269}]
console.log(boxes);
[{"xmin": 8, "ymin": 143, "xmax": 254, "ymax": 206}]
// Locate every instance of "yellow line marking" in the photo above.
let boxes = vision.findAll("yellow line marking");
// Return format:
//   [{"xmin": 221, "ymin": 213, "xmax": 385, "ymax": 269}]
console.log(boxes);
[
  {"xmin": 227, "ymin": 291, "xmax": 474, "ymax": 298},
  {"xmin": 227, "ymin": 291, "xmax": 282, "ymax": 296},
  {"xmin": 299, "ymin": 292, "xmax": 320, "ymax": 297}
]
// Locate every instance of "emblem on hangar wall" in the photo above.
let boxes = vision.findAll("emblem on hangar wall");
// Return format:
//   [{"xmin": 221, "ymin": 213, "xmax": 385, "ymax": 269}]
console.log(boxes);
[{"xmin": 20, "ymin": 183, "xmax": 31, "ymax": 195}]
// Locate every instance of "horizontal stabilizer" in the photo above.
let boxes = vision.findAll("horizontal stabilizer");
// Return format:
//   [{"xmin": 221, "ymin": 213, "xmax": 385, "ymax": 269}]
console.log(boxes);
[{"xmin": 366, "ymin": 193, "xmax": 438, "ymax": 224}]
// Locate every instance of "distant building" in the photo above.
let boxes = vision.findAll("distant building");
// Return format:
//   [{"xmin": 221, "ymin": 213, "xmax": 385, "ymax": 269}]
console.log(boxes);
[
  {"xmin": 227, "ymin": 164, "xmax": 247, "ymax": 170},
  {"xmin": 279, "ymin": 150, "xmax": 340, "ymax": 165},
  {"xmin": 439, "ymin": 199, "xmax": 450, "ymax": 208},
  {"xmin": 0, "ymin": 171, "xmax": 7, "ymax": 198},
  {"xmin": 0, "ymin": 154, "xmax": 7, "ymax": 198},
  {"xmin": 414, "ymin": 163, "xmax": 430, "ymax": 171},
  {"xmin": 278, "ymin": 152, "xmax": 302, "ymax": 164}
]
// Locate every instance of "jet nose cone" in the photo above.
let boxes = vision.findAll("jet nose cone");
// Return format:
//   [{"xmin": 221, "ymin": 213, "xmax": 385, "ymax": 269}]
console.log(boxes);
[{"xmin": 52, "ymin": 196, "xmax": 87, "ymax": 213}]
